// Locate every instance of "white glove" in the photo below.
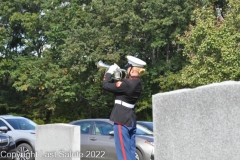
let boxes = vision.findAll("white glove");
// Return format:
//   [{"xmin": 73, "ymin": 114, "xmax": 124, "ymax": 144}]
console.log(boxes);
[
  {"xmin": 114, "ymin": 63, "xmax": 120, "ymax": 70},
  {"xmin": 107, "ymin": 63, "xmax": 120, "ymax": 74}
]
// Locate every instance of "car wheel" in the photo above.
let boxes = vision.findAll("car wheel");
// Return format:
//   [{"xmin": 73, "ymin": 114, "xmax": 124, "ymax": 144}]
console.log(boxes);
[
  {"xmin": 135, "ymin": 149, "xmax": 143, "ymax": 160},
  {"xmin": 16, "ymin": 143, "xmax": 34, "ymax": 160}
]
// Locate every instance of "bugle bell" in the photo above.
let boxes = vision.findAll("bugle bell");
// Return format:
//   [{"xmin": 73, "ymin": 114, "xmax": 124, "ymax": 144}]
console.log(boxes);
[{"xmin": 97, "ymin": 60, "xmax": 128, "ymax": 80}]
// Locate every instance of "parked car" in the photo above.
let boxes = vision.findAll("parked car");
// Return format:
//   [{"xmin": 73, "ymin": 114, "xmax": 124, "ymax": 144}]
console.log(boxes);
[
  {"xmin": 0, "ymin": 126, "xmax": 16, "ymax": 159},
  {"xmin": 69, "ymin": 119, "xmax": 154, "ymax": 160},
  {"xmin": 137, "ymin": 121, "xmax": 153, "ymax": 132},
  {"xmin": 136, "ymin": 122, "xmax": 154, "ymax": 148},
  {"xmin": 0, "ymin": 115, "xmax": 37, "ymax": 160}
]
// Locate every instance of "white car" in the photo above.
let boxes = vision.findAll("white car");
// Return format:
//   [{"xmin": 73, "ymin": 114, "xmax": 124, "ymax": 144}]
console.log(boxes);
[{"xmin": 0, "ymin": 115, "xmax": 36, "ymax": 160}]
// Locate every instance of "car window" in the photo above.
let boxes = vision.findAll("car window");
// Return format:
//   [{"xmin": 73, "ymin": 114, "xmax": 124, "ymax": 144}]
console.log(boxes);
[
  {"xmin": 73, "ymin": 121, "xmax": 92, "ymax": 134},
  {"xmin": 138, "ymin": 122, "xmax": 153, "ymax": 132},
  {"xmin": 5, "ymin": 118, "xmax": 36, "ymax": 130},
  {"xmin": 0, "ymin": 120, "xmax": 8, "ymax": 128},
  {"xmin": 136, "ymin": 124, "xmax": 153, "ymax": 135},
  {"xmin": 93, "ymin": 121, "xmax": 113, "ymax": 135},
  {"xmin": 144, "ymin": 122, "xmax": 153, "ymax": 131}
]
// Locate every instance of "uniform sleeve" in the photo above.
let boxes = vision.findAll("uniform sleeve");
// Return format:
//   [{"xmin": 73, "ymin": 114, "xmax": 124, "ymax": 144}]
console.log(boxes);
[{"xmin": 102, "ymin": 73, "xmax": 129, "ymax": 93}]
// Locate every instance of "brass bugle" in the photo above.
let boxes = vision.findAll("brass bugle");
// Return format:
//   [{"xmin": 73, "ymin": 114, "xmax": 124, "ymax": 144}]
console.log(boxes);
[{"xmin": 97, "ymin": 60, "xmax": 128, "ymax": 80}]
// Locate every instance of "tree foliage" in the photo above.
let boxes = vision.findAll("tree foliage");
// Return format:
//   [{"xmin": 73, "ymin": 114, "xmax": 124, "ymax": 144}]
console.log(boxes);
[
  {"xmin": 178, "ymin": 0, "xmax": 240, "ymax": 87},
  {"xmin": 0, "ymin": 0, "xmax": 238, "ymax": 123}
]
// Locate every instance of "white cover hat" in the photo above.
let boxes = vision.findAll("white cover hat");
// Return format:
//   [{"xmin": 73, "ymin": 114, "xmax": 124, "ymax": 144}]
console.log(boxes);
[{"xmin": 126, "ymin": 55, "xmax": 146, "ymax": 68}]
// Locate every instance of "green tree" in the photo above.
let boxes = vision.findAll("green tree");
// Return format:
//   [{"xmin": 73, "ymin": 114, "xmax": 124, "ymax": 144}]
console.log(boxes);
[
  {"xmin": 0, "ymin": 0, "xmax": 45, "ymax": 57},
  {"xmin": 0, "ymin": 0, "xmax": 49, "ymax": 121},
  {"xmin": 178, "ymin": 0, "xmax": 240, "ymax": 87},
  {"xmin": 1, "ymin": 0, "xmax": 223, "ymax": 123}
]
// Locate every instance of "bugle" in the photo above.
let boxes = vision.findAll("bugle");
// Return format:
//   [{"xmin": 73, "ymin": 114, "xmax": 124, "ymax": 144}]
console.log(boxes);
[{"xmin": 97, "ymin": 60, "xmax": 128, "ymax": 80}]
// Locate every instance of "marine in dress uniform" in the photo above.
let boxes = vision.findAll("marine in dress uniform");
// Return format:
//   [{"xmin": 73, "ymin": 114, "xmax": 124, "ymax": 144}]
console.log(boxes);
[{"xmin": 102, "ymin": 55, "xmax": 146, "ymax": 160}]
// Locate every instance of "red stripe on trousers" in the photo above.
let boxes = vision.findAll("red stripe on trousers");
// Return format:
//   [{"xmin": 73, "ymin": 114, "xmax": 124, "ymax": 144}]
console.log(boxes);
[{"xmin": 118, "ymin": 124, "xmax": 127, "ymax": 160}]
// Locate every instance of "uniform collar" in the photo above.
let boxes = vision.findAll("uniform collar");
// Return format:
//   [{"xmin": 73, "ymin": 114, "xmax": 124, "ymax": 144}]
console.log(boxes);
[{"xmin": 129, "ymin": 76, "xmax": 140, "ymax": 79}]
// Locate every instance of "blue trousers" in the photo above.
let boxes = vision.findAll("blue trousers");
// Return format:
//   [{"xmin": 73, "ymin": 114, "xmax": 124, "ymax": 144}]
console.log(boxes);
[{"xmin": 113, "ymin": 122, "xmax": 136, "ymax": 160}]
